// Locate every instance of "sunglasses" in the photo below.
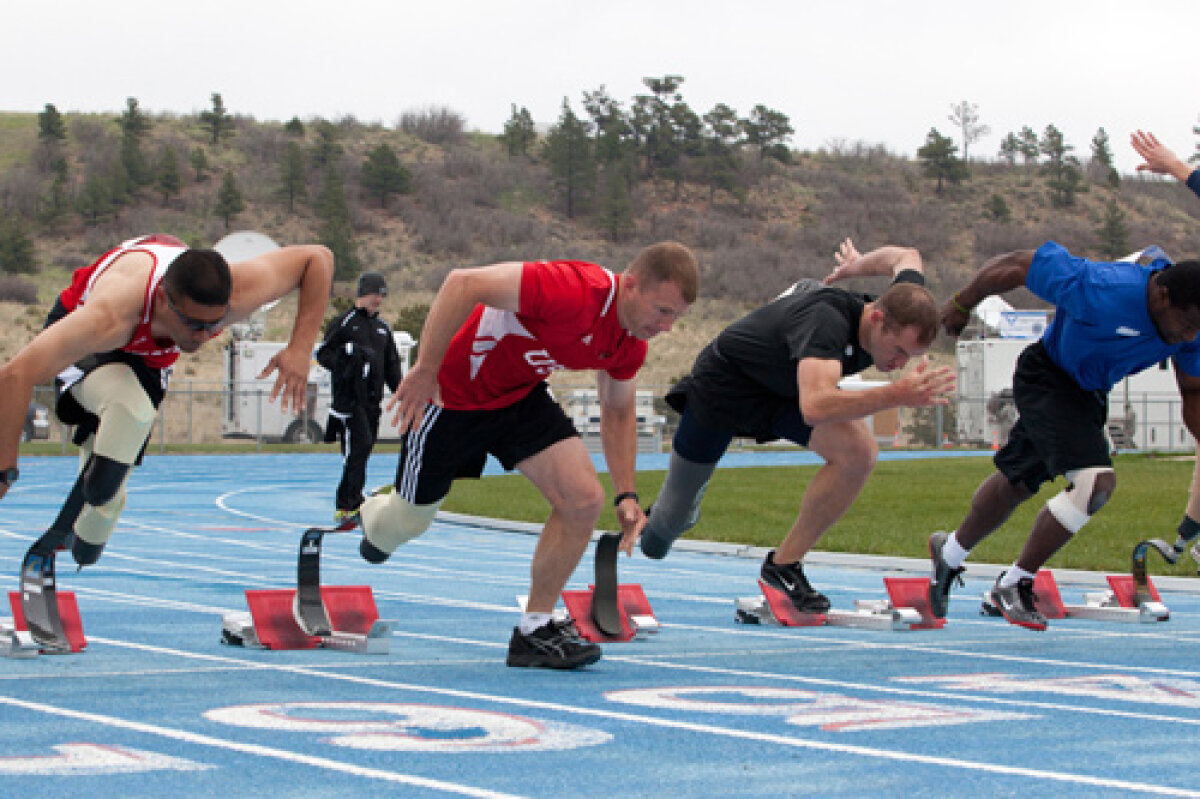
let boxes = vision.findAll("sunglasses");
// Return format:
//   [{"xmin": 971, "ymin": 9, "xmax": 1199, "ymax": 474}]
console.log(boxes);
[{"xmin": 164, "ymin": 291, "xmax": 228, "ymax": 334}]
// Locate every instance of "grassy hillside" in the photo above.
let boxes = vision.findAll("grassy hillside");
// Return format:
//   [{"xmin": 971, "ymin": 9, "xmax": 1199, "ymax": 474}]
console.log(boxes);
[{"xmin": 2, "ymin": 107, "xmax": 1200, "ymax": 395}]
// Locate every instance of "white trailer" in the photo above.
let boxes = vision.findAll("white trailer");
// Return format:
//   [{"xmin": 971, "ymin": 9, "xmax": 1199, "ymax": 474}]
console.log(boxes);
[
  {"xmin": 223, "ymin": 333, "xmax": 416, "ymax": 443},
  {"xmin": 955, "ymin": 338, "xmax": 1031, "ymax": 447},
  {"xmin": 955, "ymin": 337, "xmax": 1193, "ymax": 452}
]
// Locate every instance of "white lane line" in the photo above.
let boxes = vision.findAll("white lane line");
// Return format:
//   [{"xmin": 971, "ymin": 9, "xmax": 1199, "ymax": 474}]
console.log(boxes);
[
  {"xmin": 70, "ymin": 636, "xmax": 1200, "ymax": 798},
  {"xmin": 0, "ymin": 693, "xmax": 523, "ymax": 799}
]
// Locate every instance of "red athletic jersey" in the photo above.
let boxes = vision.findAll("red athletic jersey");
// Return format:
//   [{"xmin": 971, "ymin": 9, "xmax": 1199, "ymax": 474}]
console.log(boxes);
[
  {"xmin": 58, "ymin": 235, "xmax": 191, "ymax": 369},
  {"xmin": 437, "ymin": 261, "xmax": 647, "ymax": 410}
]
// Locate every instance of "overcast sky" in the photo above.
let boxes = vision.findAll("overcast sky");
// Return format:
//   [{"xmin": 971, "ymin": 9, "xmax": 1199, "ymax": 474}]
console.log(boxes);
[{"xmin": 5, "ymin": 0, "xmax": 1198, "ymax": 174}]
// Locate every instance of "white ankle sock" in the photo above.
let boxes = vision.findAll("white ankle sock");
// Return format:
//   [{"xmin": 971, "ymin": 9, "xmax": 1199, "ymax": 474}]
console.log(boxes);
[
  {"xmin": 999, "ymin": 564, "xmax": 1036, "ymax": 589},
  {"xmin": 943, "ymin": 533, "xmax": 970, "ymax": 569},
  {"xmin": 519, "ymin": 612, "xmax": 552, "ymax": 635}
]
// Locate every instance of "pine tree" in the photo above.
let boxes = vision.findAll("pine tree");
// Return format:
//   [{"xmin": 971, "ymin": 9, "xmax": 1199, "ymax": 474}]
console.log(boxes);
[
  {"xmin": 360, "ymin": 142, "xmax": 411, "ymax": 208},
  {"xmin": 543, "ymin": 99, "xmax": 595, "ymax": 219},
  {"xmin": 37, "ymin": 103, "xmax": 67, "ymax": 142},
  {"xmin": 917, "ymin": 128, "xmax": 968, "ymax": 193},
  {"xmin": 278, "ymin": 140, "xmax": 307, "ymax": 213},
  {"xmin": 1096, "ymin": 198, "xmax": 1129, "ymax": 259},
  {"xmin": 1041, "ymin": 124, "xmax": 1082, "ymax": 207},
  {"xmin": 1018, "ymin": 126, "xmax": 1040, "ymax": 164},
  {"xmin": 315, "ymin": 164, "xmax": 361, "ymax": 279},
  {"xmin": 1090, "ymin": 127, "xmax": 1120, "ymax": 188},
  {"xmin": 214, "ymin": 171, "xmax": 245, "ymax": 230},
  {"xmin": 500, "ymin": 105, "xmax": 537, "ymax": 157},
  {"xmin": 117, "ymin": 97, "xmax": 153, "ymax": 189},
  {"xmin": 199, "ymin": 93, "xmax": 235, "ymax": 145},
  {"xmin": 154, "ymin": 146, "xmax": 182, "ymax": 206},
  {"xmin": 190, "ymin": 147, "xmax": 210, "ymax": 182}
]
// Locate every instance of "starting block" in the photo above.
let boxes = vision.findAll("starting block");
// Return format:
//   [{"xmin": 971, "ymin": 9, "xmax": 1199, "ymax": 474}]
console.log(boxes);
[
  {"xmin": 981, "ymin": 570, "xmax": 1169, "ymax": 624},
  {"xmin": 220, "ymin": 523, "xmax": 396, "ymax": 654},
  {"xmin": 4, "ymin": 590, "xmax": 86, "ymax": 656},
  {"xmin": 558, "ymin": 584, "xmax": 660, "ymax": 642},
  {"xmin": 222, "ymin": 586, "xmax": 395, "ymax": 653},
  {"xmin": 735, "ymin": 577, "xmax": 944, "ymax": 632}
]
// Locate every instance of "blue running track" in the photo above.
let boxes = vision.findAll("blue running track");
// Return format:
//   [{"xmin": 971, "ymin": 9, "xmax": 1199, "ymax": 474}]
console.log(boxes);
[{"xmin": 1, "ymin": 453, "xmax": 1199, "ymax": 797}]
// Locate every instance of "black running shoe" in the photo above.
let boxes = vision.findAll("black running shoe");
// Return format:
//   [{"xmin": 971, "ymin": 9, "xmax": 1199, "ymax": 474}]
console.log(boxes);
[
  {"xmin": 506, "ymin": 619, "xmax": 603, "ymax": 669},
  {"xmin": 985, "ymin": 574, "xmax": 1047, "ymax": 631},
  {"xmin": 760, "ymin": 551, "xmax": 831, "ymax": 613},
  {"xmin": 928, "ymin": 531, "xmax": 965, "ymax": 619}
]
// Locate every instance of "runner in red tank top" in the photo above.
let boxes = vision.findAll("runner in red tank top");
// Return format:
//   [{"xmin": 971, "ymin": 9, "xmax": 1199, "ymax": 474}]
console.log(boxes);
[{"xmin": 0, "ymin": 234, "xmax": 334, "ymax": 567}]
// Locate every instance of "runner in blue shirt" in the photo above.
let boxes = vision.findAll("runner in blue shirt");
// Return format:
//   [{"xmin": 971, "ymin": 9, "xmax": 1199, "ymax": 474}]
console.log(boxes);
[
  {"xmin": 1131, "ymin": 130, "xmax": 1200, "ymax": 553},
  {"xmin": 928, "ymin": 239, "xmax": 1200, "ymax": 630}
]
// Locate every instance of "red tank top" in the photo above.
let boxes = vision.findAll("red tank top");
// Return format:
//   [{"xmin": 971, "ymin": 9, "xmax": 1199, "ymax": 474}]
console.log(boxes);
[{"xmin": 58, "ymin": 234, "xmax": 189, "ymax": 369}]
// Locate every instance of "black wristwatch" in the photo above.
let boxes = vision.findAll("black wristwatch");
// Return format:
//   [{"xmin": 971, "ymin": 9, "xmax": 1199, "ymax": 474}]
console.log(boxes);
[
  {"xmin": 0, "ymin": 467, "xmax": 18, "ymax": 487},
  {"xmin": 613, "ymin": 491, "xmax": 639, "ymax": 507}
]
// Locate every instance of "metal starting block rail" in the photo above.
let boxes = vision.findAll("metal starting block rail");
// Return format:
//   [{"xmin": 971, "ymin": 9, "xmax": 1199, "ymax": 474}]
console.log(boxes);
[
  {"xmin": 219, "ymin": 523, "xmax": 396, "ymax": 654},
  {"xmin": 982, "ymin": 570, "xmax": 1169, "ymax": 624},
  {"xmin": 736, "ymin": 577, "xmax": 944, "ymax": 632},
  {"xmin": 0, "ymin": 620, "xmax": 40, "ymax": 659}
]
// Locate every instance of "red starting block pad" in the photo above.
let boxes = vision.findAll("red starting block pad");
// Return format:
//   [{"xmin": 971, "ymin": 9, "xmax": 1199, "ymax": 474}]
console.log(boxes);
[
  {"xmin": 994, "ymin": 570, "xmax": 1168, "ymax": 624},
  {"xmin": 6, "ymin": 590, "xmax": 86, "ymax": 654},
  {"xmin": 221, "ymin": 586, "xmax": 396, "ymax": 653},
  {"xmin": 882, "ymin": 577, "xmax": 946, "ymax": 630},
  {"xmin": 559, "ymin": 584, "xmax": 659, "ymax": 643},
  {"xmin": 736, "ymin": 578, "xmax": 942, "ymax": 632}
]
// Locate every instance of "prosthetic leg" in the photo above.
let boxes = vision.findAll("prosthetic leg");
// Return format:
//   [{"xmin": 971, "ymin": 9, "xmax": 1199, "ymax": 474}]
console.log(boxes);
[{"xmin": 14, "ymin": 472, "xmax": 88, "ymax": 653}]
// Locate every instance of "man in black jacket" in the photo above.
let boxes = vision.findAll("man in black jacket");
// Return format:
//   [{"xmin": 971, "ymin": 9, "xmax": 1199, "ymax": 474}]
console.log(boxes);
[{"xmin": 317, "ymin": 272, "xmax": 403, "ymax": 523}]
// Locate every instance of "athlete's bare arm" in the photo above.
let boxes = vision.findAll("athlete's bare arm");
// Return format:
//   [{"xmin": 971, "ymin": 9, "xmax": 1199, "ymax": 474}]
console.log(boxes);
[
  {"xmin": 388, "ymin": 262, "xmax": 524, "ymax": 434},
  {"xmin": 0, "ymin": 254, "xmax": 148, "ymax": 497},
  {"xmin": 227, "ymin": 245, "xmax": 334, "ymax": 413},
  {"xmin": 597, "ymin": 372, "xmax": 642, "ymax": 553}
]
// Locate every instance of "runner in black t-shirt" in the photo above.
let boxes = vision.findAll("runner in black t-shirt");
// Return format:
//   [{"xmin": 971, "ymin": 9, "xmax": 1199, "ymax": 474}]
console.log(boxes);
[{"xmin": 637, "ymin": 238, "xmax": 955, "ymax": 614}]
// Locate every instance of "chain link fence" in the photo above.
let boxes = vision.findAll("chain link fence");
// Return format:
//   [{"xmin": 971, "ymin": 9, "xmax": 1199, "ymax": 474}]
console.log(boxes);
[{"xmin": 26, "ymin": 382, "xmax": 1195, "ymax": 455}]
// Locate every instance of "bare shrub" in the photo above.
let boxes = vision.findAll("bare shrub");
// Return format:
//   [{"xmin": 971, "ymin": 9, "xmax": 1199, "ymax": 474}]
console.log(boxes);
[
  {"xmin": 695, "ymin": 214, "xmax": 744, "ymax": 250},
  {"xmin": 0, "ymin": 275, "xmax": 38, "ymax": 304},
  {"xmin": 398, "ymin": 107, "xmax": 465, "ymax": 146}
]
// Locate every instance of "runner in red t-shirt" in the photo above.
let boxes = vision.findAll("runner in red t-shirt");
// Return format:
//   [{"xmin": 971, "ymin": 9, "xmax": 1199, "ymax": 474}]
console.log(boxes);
[
  {"xmin": 356, "ymin": 242, "xmax": 699, "ymax": 669},
  {"xmin": 0, "ymin": 235, "xmax": 334, "ymax": 566}
]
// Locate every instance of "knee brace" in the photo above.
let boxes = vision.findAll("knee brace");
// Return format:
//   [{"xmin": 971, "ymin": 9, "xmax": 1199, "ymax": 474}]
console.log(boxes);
[
  {"xmin": 81, "ymin": 454, "xmax": 130, "ymax": 507},
  {"xmin": 1045, "ymin": 467, "xmax": 1115, "ymax": 534},
  {"xmin": 359, "ymin": 488, "xmax": 440, "ymax": 563}
]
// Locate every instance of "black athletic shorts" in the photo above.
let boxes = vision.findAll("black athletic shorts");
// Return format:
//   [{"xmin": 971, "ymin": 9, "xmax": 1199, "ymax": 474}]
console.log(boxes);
[
  {"xmin": 393, "ymin": 382, "xmax": 579, "ymax": 505},
  {"xmin": 994, "ymin": 341, "xmax": 1111, "ymax": 493}
]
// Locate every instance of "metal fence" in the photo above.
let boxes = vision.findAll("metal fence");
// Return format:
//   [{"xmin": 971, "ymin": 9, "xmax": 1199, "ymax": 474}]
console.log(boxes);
[{"xmin": 26, "ymin": 383, "xmax": 1197, "ymax": 455}]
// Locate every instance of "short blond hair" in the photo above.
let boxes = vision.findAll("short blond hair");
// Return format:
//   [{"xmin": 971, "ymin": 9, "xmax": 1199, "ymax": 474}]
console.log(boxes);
[{"xmin": 627, "ymin": 241, "xmax": 699, "ymax": 303}]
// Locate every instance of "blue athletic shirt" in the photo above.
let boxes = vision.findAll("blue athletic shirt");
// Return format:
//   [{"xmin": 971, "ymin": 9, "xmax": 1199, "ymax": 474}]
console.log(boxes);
[{"xmin": 1029, "ymin": 240, "xmax": 1200, "ymax": 391}]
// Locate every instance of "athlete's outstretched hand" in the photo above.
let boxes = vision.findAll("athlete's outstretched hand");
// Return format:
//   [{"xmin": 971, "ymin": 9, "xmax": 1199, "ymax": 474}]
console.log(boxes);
[
  {"xmin": 259, "ymin": 343, "xmax": 313, "ymax": 414},
  {"xmin": 1131, "ymin": 130, "xmax": 1189, "ymax": 180},
  {"xmin": 892, "ymin": 358, "xmax": 957, "ymax": 407},
  {"xmin": 387, "ymin": 363, "xmax": 440, "ymax": 434},
  {"xmin": 823, "ymin": 237, "xmax": 864, "ymax": 285}
]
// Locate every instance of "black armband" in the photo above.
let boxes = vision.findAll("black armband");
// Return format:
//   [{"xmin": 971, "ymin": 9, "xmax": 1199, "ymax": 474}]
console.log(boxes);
[
  {"xmin": 613, "ymin": 491, "xmax": 639, "ymax": 508},
  {"xmin": 892, "ymin": 269, "xmax": 925, "ymax": 286}
]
